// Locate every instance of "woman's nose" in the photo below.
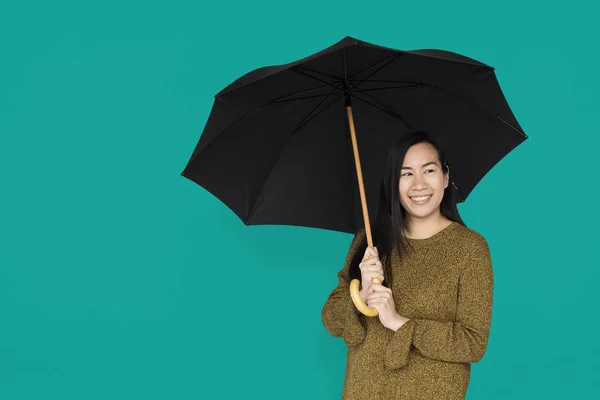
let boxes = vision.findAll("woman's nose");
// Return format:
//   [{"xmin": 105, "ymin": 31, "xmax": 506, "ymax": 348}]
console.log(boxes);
[{"xmin": 412, "ymin": 174, "xmax": 427, "ymax": 188}]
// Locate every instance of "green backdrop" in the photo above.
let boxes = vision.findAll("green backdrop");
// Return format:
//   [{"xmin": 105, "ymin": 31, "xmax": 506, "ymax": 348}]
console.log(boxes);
[{"xmin": 1, "ymin": 1, "xmax": 598, "ymax": 399}]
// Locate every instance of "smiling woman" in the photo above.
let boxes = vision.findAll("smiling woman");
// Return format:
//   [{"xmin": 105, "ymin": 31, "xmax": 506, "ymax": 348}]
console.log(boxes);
[
  {"xmin": 321, "ymin": 131, "xmax": 494, "ymax": 400},
  {"xmin": 399, "ymin": 141, "xmax": 452, "ymax": 239}
]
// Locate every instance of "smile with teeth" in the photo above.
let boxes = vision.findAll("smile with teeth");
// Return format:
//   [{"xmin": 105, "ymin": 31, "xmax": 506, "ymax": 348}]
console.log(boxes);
[{"xmin": 410, "ymin": 195, "xmax": 432, "ymax": 204}]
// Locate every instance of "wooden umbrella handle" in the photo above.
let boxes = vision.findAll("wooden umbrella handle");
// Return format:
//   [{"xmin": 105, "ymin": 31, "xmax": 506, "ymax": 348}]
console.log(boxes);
[
  {"xmin": 350, "ymin": 277, "xmax": 381, "ymax": 317},
  {"xmin": 346, "ymin": 105, "xmax": 380, "ymax": 317}
]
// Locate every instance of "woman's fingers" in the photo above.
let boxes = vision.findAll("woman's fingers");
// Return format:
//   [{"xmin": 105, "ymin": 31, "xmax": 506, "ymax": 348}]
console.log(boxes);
[
  {"xmin": 361, "ymin": 265, "xmax": 384, "ymax": 279},
  {"xmin": 359, "ymin": 258, "xmax": 382, "ymax": 269},
  {"xmin": 366, "ymin": 298, "xmax": 387, "ymax": 307},
  {"xmin": 360, "ymin": 247, "xmax": 384, "ymax": 293},
  {"xmin": 362, "ymin": 246, "xmax": 378, "ymax": 261},
  {"xmin": 367, "ymin": 294, "xmax": 391, "ymax": 307},
  {"xmin": 367, "ymin": 292, "xmax": 389, "ymax": 299},
  {"xmin": 359, "ymin": 262, "xmax": 376, "ymax": 271},
  {"xmin": 370, "ymin": 283, "xmax": 392, "ymax": 293},
  {"xmin": 364, "ymin": 270, "xmax": 384, "ymax": 280}
]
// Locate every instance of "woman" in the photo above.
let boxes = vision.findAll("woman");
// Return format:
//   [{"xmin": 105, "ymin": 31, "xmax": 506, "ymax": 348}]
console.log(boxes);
[{"xmin": 321, "ymin": 131, "xmax": 494, "ymax": 399}]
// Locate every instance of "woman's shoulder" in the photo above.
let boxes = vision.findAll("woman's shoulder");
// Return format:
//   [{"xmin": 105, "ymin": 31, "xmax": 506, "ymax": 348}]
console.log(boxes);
[
  {"xmin": 452, "ymin": 222, "xmax": 491, "ymax": 256},
  {"xmin": 453, "ymin": 222, "xmax": 486, "ymax": 241}
]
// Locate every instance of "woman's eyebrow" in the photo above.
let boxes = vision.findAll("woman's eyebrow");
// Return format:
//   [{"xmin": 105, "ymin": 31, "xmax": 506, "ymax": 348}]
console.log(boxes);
[{"xmin": 401, "ymin": 161, "xmax": 437, "ymax": 170}]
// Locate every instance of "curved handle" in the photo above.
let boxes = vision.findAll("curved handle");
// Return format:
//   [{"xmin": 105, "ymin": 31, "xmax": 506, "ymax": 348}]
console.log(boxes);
[{"xmin": 350, "ymin": 277, "xmax": 381, "ymax": 317}]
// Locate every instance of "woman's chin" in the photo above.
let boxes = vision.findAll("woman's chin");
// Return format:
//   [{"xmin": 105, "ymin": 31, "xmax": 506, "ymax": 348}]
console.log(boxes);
[{"xmin": 405, "ymin": 204, "xmax": 441, "ymax": 219}]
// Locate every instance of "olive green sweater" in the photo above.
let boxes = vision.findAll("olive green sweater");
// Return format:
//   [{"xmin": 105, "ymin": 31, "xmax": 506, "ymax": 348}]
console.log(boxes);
[{"xmin": 321, "ymin": 221, "xmax": 493, "ymax": 399}]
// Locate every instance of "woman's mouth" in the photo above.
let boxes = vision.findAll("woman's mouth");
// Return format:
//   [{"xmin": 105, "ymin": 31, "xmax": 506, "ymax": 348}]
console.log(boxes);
[{"xmin": 410, "ymin": 195, "xmax": 432, "ymax": 205}]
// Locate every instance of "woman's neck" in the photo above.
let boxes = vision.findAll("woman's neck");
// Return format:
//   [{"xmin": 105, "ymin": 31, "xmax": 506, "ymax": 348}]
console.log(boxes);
[{"xmin": 403, "ymin": 214, "xmax": 453, "ymax": 239}]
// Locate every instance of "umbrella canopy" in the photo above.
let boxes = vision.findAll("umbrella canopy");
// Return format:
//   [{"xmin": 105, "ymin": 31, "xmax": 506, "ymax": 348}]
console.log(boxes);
[
  {"xmin": 181, "ymin": 36, "xmax": 527, "ymax": 236},
  {"xmin": 181, "ymin": 36, "xmax": 527, "ymax": 316}
]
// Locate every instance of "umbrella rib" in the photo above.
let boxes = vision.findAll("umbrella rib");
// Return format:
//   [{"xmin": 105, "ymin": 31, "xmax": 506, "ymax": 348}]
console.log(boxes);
[
  {"xmin": 291, "ymin": 67, "xmax": 343, "ymax": 92},
  {"xmin": 343, "ymin": 53, "xmax": 525, "ymax": 138},
  {"xmin": 350, "ymin": 84, "xmax": 423, "ymax": 94},
  {"xmin": 192, "ymin": 86, "xmax": 341, "ymax": 162},
  {"xmin": 451, "ymin": 180, "xmax": 465, "ymax": 202},
  {"xmin": 347, "ymin": 53, "xmax": 404, "ymax": 90},
  {"xmin": 355, "ymin": 79, "xmax": 526, "ymax": 138},
  {"xmin": 271, "ymin": 83, "xmax": 343, "ymax": 103},
  {"xmin": 350, "ymin": 93, "xmax": 467, "ymax": 204},
  {"xmin": 292, "ymin": 91, "xmax": 343, "ymax": 134},
  {"xmin": 195, "ymin": 103, "xmax": 270, "ymax": 161},
  {"xmin": 245, "ymin": 92, "xmax": 342, "ymax": 224},
  {"xmin": 359, "ymin": 79, "xmax": 418, "ymax": 83},
  {"xmin": 351, "ymin": 91, "xmax": 413, "ymax": 129},
  {"xmin": 272, "ymin": 92, "xmax": 343, "ymax": 104},
  {"xmin": 292, "ymin": 66, "xmax": 341, "ymax": 82},
  {"xmin": 421, "ymin": 82, "xmax": 528, "ymax": 138},
  {"xmin": 346, "ymin": 53, "xmax": 402, "ymax": 83}
]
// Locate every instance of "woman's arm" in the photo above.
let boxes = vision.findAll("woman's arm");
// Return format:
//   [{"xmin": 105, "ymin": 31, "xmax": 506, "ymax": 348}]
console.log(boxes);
[
  {"xmin": 384, "ymin": 235, "xmax": 494, "ymax": 370},
  {"xmin": 321, "ymin": 229, "xmax": 368, "ymax": 348}
]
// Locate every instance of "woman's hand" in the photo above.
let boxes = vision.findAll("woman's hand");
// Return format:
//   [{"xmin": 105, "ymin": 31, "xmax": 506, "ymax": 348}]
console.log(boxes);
[
  {"xmin": 359, "ymin": 246, "xmax": 384, "ymax": 303},
  {"xmin": 367, "ymin": 283, "xmax": 408, "ymax": 331}
]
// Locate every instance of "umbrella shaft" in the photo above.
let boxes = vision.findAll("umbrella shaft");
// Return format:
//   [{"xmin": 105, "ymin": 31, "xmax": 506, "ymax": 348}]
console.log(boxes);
[{"xmin": 346, "ymin": 105, "xmax": 373, "ymax": 248}]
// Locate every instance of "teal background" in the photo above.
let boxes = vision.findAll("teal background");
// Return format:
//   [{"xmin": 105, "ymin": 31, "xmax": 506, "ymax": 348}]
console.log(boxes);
[{"xmin": 1, "ymin": 1, "xmax": 598, "ymax": 398}]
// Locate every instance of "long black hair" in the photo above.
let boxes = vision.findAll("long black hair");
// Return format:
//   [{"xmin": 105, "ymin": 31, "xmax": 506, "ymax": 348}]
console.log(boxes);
[{"xmin": 348, "ymin": 130, "xmax": 466, "ymax": 287}]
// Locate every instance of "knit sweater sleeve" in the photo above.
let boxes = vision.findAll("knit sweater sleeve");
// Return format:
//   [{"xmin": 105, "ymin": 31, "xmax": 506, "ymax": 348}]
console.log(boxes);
[
  {"xmin": 321, "ymin": 229, "xmax": 367, "ymax": 348},
  {"xmin": 384, "ymin": 235, "xmax": 494, "ymax": 370}
]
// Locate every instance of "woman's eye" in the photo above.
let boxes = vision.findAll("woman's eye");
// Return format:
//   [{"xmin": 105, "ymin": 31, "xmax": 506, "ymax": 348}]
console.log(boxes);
[
  {"xmin": 425, "ymin": 169, "xmax": 435, "ymax": 173},
  {"xmin": 402, "ymin": 172, "xmax": 412, "ymax": 176}
]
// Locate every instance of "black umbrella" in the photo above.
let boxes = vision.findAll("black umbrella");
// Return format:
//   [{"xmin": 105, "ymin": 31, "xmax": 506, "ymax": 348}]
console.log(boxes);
[{"xmin": 181, "ymin": 36, "xmax": 527, "ymax": 316}]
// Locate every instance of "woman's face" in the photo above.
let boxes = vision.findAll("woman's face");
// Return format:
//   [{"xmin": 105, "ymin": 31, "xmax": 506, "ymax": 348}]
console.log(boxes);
[{"xmin": 398, "ymin": 142, "xmax": 449, "ymax": 221}]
